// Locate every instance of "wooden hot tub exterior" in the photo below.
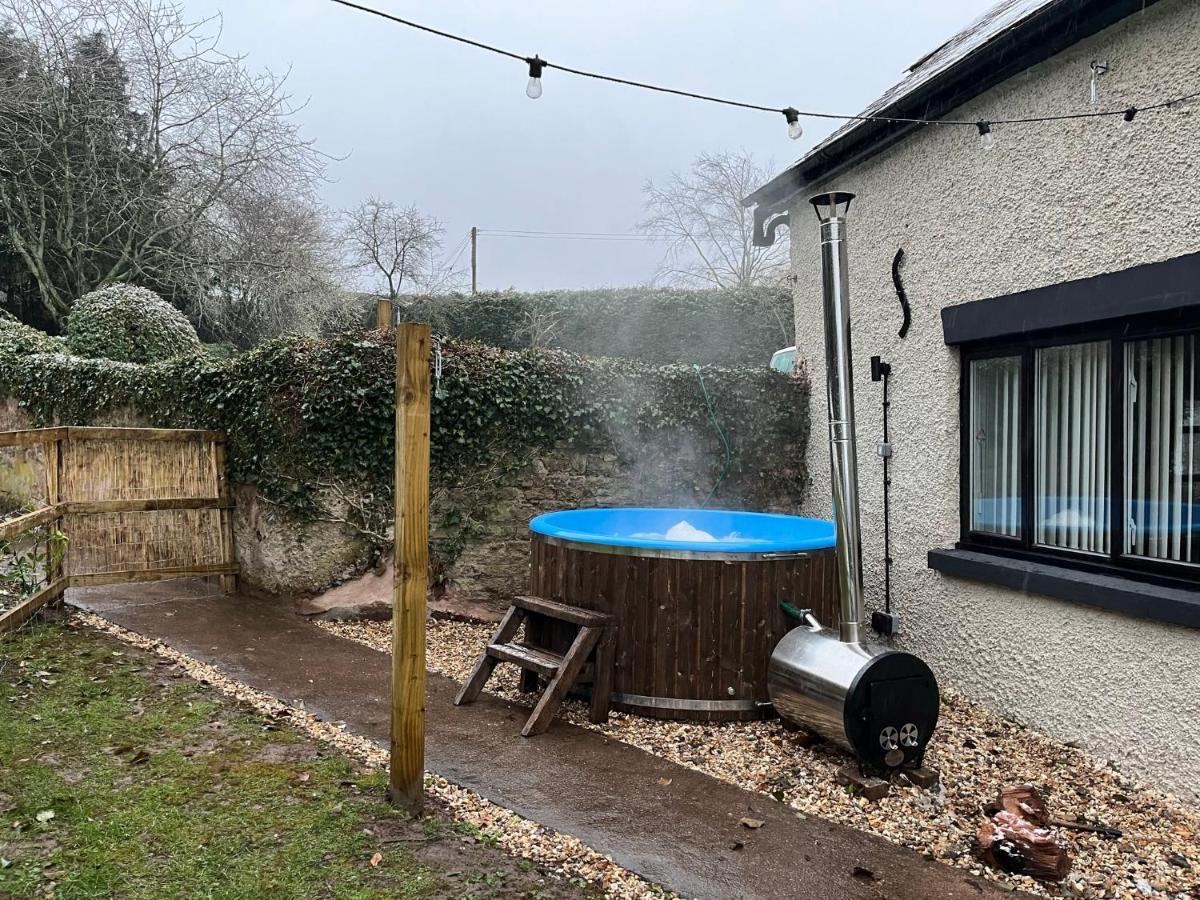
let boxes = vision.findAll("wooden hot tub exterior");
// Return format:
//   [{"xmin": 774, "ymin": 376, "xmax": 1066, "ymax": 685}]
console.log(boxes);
[{"xmin": 528, "ymin": 532, "xmax": 839, "ymax": 722}]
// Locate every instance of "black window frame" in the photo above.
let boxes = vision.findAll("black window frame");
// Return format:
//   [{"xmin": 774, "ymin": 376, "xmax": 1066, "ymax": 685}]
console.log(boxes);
[{"xmin": 958, "ymin": 309, "xmax": 1200, "ymax": 590}]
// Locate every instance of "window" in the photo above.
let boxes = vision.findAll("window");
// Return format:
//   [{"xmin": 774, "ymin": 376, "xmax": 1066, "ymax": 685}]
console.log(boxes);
[{"xmin": 961, "ymin": 322, "xmax": 1200, "ymax": 583}]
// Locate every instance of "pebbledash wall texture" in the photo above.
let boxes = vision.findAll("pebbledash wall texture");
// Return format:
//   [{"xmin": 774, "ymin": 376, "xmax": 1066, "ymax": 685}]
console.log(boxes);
[{"xmin": 787, "ymin": 0, "xmax": 1200, "ymax": 800}]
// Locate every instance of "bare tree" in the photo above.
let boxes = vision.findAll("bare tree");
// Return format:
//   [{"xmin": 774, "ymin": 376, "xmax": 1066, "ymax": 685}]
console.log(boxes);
[
  {"xmin": 0, "ymin": 0, "xmax": 325, "ymax": 326},
  {"xmin": 341, "ymin": 199, "xmax": 444, "ymax": 300},
  {"xmin": 198, "ymin": 184, "xmax": 352, "ymax": 347},
  {"xmin": 639, "ymin": 150, "xmax": 788, "ymax": 289}
]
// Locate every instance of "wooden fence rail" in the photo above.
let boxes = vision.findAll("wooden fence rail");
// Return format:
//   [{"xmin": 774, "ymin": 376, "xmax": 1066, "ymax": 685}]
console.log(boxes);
[{"xmin": 0, "ymin": 426, "xmax": 237, "ymax": 635}]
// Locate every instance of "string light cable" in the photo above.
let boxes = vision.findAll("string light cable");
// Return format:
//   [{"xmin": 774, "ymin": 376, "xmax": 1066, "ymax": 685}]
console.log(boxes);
[{"xmin": 327, "ymin": 0, "xmax": 1199, "ymax": 145}]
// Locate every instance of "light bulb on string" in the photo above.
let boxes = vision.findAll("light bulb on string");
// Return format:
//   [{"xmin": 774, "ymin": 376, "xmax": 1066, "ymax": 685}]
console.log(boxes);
[
  {"xmin": 976, "ymin": 120, "xmax": 995, "ymax": 150},
  {"xmin": 1122, "ymin": 106, "xmax": 1138, "ymax": 130},
  {"xmin": 525, "ymin": 55, "xmax": 544, "ymax": 99},
  {"xmin": 783, "ymin": 107, "xmax": 803, "ymax": 140}
]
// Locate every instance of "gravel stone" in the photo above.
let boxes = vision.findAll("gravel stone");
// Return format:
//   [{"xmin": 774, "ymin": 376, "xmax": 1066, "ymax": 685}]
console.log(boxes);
[{"xmin": 320, "ymin": 617, "xmax": 1200, "ymax": 900}]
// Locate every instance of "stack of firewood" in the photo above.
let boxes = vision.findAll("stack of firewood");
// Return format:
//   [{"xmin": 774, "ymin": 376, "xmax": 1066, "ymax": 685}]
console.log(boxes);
[{"xmin": 977, "ymin": 785, "xmax": 1072, "ymax": 881}]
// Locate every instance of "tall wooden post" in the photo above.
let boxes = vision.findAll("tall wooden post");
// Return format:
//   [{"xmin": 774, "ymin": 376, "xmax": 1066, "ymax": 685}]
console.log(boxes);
[{"xmin": 390, "ymin": 322, "xmax": 431, "ymax": 813}]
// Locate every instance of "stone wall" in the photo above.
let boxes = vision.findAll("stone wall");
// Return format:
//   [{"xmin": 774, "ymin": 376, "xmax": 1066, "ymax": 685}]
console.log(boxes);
[{"xmin": 785, "ymin": 0, "xmax": 1200, "ymax": 799}]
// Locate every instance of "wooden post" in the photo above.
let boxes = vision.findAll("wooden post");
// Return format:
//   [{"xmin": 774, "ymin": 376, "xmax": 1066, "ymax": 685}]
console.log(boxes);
[
  {"xmin": 390, "ymin": 322, "xmax": 431, "ymax": 813},
  {"xmin": 44, "ymin": 437, "xmax": 64, "ymax": 587},
  {"xmin": 212, "ymin": 438, "xmax": 238, "ymax": 594},
  {"xmin": 376, "ymin": 298, "xmax": 394, "ymax": 330}
]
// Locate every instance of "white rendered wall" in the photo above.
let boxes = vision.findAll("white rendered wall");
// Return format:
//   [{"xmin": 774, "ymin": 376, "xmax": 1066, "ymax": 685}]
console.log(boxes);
[{"xmin": 787, "ymin": 0, "xmax": 1200, "ymax": 800}]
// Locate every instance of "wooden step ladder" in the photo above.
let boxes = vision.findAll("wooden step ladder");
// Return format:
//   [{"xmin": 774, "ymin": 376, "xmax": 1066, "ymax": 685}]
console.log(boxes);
[{"xmin": 454, "ymin": 595, "xmax": 615, "ymax": 736}]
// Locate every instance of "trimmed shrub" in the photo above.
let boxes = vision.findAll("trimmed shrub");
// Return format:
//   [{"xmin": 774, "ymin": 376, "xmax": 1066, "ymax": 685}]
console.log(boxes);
[
  {"xmin": 66, "ymin": 284, "xmax": 200, "ymax": 363},
  {"xmin": 398, "ymin": 286, "xmax": 794, "ymax": 367}
]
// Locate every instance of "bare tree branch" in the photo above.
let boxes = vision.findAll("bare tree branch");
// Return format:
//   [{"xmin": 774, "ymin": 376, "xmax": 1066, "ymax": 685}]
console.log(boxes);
[
  {"xmin": 639, "ymin": 150, "xmax": 788, "ymax": 289},
  {"xmin": 340, "ymin": 198, "xmax": 444, "ymax": 300}
]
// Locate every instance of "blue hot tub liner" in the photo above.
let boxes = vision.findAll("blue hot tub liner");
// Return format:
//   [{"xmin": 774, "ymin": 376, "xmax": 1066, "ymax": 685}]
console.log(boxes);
[{"xmin": 529, "ymin": 507, "xmax": 835, "ymax": 554}]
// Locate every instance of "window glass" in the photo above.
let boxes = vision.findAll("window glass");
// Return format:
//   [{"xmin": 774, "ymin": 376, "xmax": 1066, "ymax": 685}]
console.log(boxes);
[
  {"xmin": 969, "ymin": 356, "xmax": 1021, "ymax": 537},
  {"xmin": 1124, "ymin": 335, "xmax": 1200, "ymax": 564},
  {"xmin": 1034, "ymin": 342, "xmax": 1110, "ymax": 554}
]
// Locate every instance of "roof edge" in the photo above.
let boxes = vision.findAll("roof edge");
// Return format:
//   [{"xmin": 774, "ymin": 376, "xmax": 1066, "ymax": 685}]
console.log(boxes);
[{"xmin": 745, "ymin": 0, "xmax": 1163, "ymax": 213}]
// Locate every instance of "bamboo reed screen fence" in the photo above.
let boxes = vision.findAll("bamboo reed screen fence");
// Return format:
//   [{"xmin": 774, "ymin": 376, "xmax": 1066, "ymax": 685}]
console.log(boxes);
[{"xmin": 0, "ymin": 427, "xmax": 237, "ymax": 634}]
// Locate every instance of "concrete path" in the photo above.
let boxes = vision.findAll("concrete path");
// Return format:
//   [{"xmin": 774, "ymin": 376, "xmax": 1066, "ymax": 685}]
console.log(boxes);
[{"xmin": 70, "ymin": 582, "xmax": 1011, "ymax": 900}]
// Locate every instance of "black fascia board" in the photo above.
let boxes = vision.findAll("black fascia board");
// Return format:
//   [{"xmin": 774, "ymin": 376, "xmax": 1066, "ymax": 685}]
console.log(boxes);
[{"xmin": 941, "ymin": 252, "xmax": 1200, "ymax": 346}]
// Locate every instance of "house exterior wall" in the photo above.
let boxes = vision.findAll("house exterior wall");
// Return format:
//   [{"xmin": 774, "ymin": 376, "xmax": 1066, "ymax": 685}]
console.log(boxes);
[{"xmin": 787, "ymin": 0, "xmax": 1200, "ymax": 800}]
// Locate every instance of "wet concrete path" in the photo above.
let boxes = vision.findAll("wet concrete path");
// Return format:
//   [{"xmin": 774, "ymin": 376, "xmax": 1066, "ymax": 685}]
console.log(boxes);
[{"xmin": 70, "ymin": 583, "xmax": 1011, "ymax": 900}]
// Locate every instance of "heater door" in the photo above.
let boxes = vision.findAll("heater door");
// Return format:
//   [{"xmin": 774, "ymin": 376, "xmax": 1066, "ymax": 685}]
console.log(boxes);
[
  {"xmin": 866, "ymin": 675, "xmax": 936, "ymax": 769},
  {"xmin": 843, "ymin": 652, "xmax": 940, "ymax": 772}
]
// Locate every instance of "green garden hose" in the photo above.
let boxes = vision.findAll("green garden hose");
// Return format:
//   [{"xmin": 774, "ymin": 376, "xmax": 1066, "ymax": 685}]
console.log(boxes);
[{"xmin": 695, "ymin": 365, "xmax": 732, "ymax": 507}]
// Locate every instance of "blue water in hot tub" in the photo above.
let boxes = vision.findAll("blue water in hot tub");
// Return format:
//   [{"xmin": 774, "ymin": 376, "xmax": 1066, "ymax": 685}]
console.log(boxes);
[{"xmin": 529, "ymin": 507, "xmax": 835, "ymax": 553}]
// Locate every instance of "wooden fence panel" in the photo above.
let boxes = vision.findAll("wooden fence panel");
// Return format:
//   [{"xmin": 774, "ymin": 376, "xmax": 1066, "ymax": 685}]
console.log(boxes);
[{"xmin": 0, "ymin": 426, "xmax": 237, "ymax": 635}]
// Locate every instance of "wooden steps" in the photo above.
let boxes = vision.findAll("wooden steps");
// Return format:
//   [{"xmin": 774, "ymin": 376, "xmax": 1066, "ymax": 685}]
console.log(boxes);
[
  {"xmin": 486, "ymin": 641, "xmax": 563, "ymax": 677},
  {"xmin": 454, "ymin": 596, "xmax": 615, "ymax": 737}
]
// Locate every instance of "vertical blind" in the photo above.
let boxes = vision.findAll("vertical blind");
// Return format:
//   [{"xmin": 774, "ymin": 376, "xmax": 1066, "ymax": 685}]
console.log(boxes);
[
  {"xmin": 969, "ymin": 356, "xmax": 1021, "ymax": 537},
  {"xmin": 1035, "ymin": 342, "xmax": 1110, "ymax": 554},
  {"xmin": 1125, "ymin": 335, "xmax": 1199, "ymax": 564}
]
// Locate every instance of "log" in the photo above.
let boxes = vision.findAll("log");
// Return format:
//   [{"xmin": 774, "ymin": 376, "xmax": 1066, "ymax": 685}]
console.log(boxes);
[
  {"xmin": 978, "ymin": 811, "xmax": 1071, "ymax": 881},
  {"xmin": 978, "ymin": 786, "xmax": 1071, "ymax": 881}
]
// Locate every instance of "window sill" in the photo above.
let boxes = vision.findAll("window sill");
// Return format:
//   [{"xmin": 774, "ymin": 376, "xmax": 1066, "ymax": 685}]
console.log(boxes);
[{"xmin": 927, "ymin": 548, "xmax": 1200, "ymax": 629}]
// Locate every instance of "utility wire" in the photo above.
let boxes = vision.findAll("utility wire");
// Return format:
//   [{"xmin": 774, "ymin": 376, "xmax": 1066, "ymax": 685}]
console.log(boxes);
[
  {"xmin": 480, "ymin": 228, "xmax": 671, "ymax": 238},
  {"xmin": 327, "ymin": 0, "xmax": 1200, "ymax": 130},
  {"xmin": 477, "ymin": 229, "xmax": 668, "ymax": 243}
]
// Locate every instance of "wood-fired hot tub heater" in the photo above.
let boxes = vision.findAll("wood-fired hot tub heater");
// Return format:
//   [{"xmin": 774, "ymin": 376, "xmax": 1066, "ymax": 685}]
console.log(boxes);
[{"xmin": 767, "ymin": 192, "xmax": 939, "ymax": 774}]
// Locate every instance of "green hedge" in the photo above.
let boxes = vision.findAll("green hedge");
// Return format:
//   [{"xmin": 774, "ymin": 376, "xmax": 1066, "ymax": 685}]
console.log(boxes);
[
  {"xmin": 397, "ymin": 286, "xmax": 794, "ymax": 366},
  {"xmin": 0, "ymin": 331, "xmax": 810, "ymax": 538}
]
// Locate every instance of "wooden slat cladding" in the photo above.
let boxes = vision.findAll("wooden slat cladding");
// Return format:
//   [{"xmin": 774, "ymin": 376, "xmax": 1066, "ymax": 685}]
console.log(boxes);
[{"xmin": 529, "ymin": 535, "xmax": 838, "ymax": 722}]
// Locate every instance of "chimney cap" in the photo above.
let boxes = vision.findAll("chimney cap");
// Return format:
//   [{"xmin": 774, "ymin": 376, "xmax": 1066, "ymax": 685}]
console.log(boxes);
[{"xmin": 809, "ymin": 191, "xmax": 855, "ymax": 222}]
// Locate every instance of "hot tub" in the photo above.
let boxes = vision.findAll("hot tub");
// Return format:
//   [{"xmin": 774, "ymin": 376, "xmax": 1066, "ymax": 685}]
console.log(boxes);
[{"xmin": 527, "ymin": 507, "xmax": 838, "ymax": 721}]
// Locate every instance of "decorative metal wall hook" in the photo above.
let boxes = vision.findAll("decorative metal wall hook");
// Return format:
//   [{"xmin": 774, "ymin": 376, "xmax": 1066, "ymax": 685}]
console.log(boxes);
[{"xmin": 1089, "ymin": 59, "xmax": 1109, "ymax": 106}]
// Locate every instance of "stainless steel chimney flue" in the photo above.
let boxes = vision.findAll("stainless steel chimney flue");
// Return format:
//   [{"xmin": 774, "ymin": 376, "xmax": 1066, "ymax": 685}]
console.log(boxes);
[{"xmin": 812, "ymin": 191, "xmax": 863, "ymax": 644}]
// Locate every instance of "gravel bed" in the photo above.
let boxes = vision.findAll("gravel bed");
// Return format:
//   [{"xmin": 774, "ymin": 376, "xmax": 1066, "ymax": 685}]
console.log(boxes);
[
  {"xmin": 74, "ymin": 612, "xmax": 670, "ymax": 899},
  {"xmin": 319, "ymin": 617, "xmax": 1200, "ymax": 900}
]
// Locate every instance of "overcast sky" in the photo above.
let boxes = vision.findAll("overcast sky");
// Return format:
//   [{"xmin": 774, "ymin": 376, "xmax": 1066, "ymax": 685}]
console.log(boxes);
[{"xmin": 179, "ymin": 0, "xmax": 996, "ymax": 291}]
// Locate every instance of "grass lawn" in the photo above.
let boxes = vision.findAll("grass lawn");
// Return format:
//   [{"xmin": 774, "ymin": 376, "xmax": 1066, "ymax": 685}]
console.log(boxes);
[{"xmin": 0, "ymin": 618, "xmax": 589, "ymax": 899}]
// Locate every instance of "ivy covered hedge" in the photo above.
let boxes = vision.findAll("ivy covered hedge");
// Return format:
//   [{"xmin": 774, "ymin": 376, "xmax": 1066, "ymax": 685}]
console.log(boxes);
[
  {"xmin": 397, "ymin": 286, "xmax": 794, "ymax": 367},
  {"xmin": 0, "ymin": 330, "xmax": 810, "ymax": 539}
]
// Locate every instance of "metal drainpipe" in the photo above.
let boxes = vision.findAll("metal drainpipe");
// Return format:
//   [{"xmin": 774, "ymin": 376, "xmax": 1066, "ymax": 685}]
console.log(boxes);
[{"xmin": 811, "ymin": 191, "xmax": 863, "ymax": 644}]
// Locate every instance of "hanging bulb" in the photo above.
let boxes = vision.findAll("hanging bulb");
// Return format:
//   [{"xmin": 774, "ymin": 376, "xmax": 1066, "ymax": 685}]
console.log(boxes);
[
  {"xmin": 1122, "ymin": 106, "xmax": 1138, "ymax": 128},
  {"xmin": 783, "ymin": 107, "xmax": 803, "ymax": 140},
  {"xmin": 976, "ymin": 120, "xmax": 995, "ymax": 150},
  {"xmin": 525, "ymin": 55, "xmax": 544, "ymax": 99}
]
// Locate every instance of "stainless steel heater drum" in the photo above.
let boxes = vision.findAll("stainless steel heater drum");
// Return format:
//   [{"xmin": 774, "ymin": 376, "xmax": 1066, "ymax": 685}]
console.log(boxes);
[{"xmin": 768, "ymin": 615, "xmax": 939, "ymax": 770}]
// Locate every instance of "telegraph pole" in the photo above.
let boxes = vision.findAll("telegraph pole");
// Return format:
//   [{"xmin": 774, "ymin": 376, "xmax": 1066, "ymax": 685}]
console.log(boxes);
[{"xmin": 470, "ymin": 226, "xmax": 478, "ymax": 294}]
